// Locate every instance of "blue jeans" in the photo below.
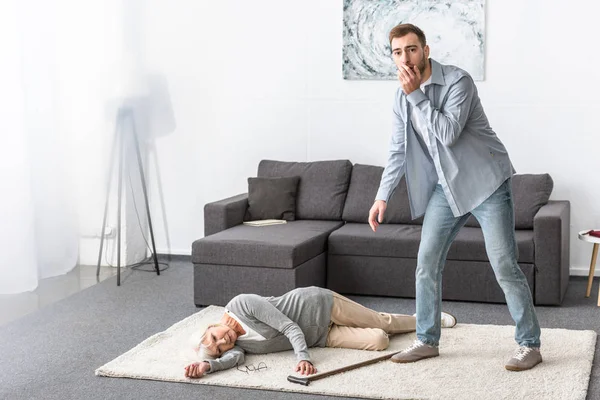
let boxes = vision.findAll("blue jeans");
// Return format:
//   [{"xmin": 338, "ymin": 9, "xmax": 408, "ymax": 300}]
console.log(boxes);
[{"xmin": 415, "ymin": 178, "xmax": 541, "ymax": 348}]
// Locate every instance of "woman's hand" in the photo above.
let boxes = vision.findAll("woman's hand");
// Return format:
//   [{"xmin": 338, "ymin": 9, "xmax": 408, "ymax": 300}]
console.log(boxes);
[
  {"xmin": 295, "ymin": 360, "xmax": 317, "ymax": 375},
  {"xmin": 184, "ymin": 362, "xmax": 210, "ymax": 378}
]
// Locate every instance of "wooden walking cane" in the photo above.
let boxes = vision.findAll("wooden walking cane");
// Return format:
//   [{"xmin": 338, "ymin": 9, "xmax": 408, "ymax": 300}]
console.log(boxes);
[{"xmin": 287, "ymin": 352, "xmax": 396, "ymax": 386}]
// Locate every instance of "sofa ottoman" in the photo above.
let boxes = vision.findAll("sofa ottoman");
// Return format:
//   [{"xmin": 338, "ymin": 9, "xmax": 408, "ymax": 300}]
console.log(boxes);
[{"xmin": 192, "ymin": 159, "xmax": 352, "ymax": 306}]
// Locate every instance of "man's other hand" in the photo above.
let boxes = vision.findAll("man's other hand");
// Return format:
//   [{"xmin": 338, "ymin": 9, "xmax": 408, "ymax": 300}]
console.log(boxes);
[{"xmin": 368, "ymin": 200, "xmax": 387, "ymax": 232}]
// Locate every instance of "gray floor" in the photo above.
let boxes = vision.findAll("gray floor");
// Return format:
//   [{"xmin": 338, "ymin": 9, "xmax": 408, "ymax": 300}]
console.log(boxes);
[
  {"xmin": 0, "ymin": 265, "xmax": 117, "ymax": 327},
  {"xmin": 0, "ymin": 257, "xmax": 598, "ymax": 400}
]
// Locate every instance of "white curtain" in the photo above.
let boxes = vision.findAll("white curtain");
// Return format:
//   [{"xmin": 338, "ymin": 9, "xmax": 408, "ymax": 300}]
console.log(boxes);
[
  {"xmin": 0, "ymin": 0, "xmax": 87, "ymax": 294},
  {"xmin": 0, "ymin": 0, "xmax": 168, "ymax": 294}
]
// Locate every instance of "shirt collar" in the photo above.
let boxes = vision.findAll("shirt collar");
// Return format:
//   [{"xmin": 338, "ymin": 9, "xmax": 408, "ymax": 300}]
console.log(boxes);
[{"xmin": 429, "ymin": 58, "xmax": 446, "ymax": 86}]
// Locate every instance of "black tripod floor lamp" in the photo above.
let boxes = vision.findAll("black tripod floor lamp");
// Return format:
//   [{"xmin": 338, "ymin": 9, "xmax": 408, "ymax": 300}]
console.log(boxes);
[{"xmin": 96, "ymin": 106, "xmax": 160, "ymax": 285}]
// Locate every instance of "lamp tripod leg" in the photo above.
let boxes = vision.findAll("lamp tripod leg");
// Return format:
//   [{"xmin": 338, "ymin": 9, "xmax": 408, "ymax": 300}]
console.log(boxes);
[{"xmin": 129, "ymin": 110, "xmax": 160, "ymax": 275}]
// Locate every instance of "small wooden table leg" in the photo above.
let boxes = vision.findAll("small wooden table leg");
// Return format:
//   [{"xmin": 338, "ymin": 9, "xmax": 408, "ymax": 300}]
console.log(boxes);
[
  {"xmin": 594, "ymin": 244, "xmax": 600, "ymax": 306},
  {"xmin": 586, "ymin": 243, "xmax": 598, "ymax": 298}
]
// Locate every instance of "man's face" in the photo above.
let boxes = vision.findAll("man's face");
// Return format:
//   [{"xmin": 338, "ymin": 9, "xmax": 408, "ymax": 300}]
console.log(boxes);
[
  {"xmin": 201, "ymin": 325, "xmax": 237, "ymax": 356},
  {"xmin": 391, "ymin": 33, "xmax": 429, "ymax": 74}
]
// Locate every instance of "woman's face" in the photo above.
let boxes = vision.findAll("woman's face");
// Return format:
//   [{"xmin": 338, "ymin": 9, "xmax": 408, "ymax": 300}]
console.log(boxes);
[{"xmin": 201, "ymin": 325, "xmax": 238, "ymax": 356}]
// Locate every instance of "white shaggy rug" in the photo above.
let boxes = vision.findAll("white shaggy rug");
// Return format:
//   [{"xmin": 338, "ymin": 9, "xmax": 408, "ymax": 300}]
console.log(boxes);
[{"xmin": 96, "ymin": 306, "xmax": 596, "ymax": 400}]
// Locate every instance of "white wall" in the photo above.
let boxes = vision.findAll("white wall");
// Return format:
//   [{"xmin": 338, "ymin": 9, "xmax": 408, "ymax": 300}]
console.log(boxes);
[{"xmin": 77, "ymin": 0, "xmax": 600, "ymax": 275}]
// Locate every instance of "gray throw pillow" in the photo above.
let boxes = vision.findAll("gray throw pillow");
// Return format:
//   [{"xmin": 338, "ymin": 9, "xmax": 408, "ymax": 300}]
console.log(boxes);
[{"xmin": 246, "ymin": 176, "xmax": 300, "ymax": 221}]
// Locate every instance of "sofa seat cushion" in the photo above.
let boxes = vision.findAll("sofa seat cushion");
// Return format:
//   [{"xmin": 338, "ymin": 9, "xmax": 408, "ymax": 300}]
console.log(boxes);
[
  {"xmin": 328, "ymin": 224, "xmax": 422, "ymax": 259},
  {"xmin": 328, "ymin": 223, "xmax": 534, "ymax": 263},
  {"xmin": 192, "ymin": 220, "xmax": 344, "ymax": 269},
  {"xmin": 449, "ymin": 227, "xmax": 534, "ymax": 264}
]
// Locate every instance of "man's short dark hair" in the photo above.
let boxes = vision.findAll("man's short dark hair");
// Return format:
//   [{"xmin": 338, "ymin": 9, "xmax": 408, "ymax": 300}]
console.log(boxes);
[{"xmin": 389, "ymin": 23, "xmax": 427, "ymax": 48}]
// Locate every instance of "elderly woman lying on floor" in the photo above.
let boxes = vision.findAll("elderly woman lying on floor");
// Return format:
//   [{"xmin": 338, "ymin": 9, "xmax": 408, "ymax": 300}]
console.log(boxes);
[{"xmin": 184, "ymin": 286, "xmax": 456, "ymax": 378}]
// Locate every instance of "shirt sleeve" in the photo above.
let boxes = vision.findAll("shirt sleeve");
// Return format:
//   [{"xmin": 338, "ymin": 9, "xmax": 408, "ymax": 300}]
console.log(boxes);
[
  {"xmin": 406, "ymin": 75, "xmax": 475, "ymax": 147},
  {"xmin": 246, "ymin": 296, "xmax": 312, "ymax": 363},
  {"xmin": 204, "ymin": 346, "xmax": 245, "ymax": 373},
  {"xmin": 376, "ymin": 89, "xmax": 407, "ymax": 203}
]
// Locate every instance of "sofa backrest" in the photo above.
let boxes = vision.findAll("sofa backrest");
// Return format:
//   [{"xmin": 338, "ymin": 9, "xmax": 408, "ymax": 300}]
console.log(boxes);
[
  {"xmin": 465, "ymin": 173, "xmax": 554, "ymax": 229},
  {"xmin": 343, "ymin": 164, "xmax": 553, "ymax": 229},
  {"xmin": 258, "ymin": 159, "xmax": 352, "ymax": 220},
  {"xmin": 342, "ymin": 164, "xmax": 423, "ymax": 225}
]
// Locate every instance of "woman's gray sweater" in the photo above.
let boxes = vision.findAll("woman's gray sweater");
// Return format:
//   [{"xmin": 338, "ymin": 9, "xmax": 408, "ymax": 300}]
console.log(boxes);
[{"xmin": 205, "ymin": 286, "xmax": 334, "ymax": 373}]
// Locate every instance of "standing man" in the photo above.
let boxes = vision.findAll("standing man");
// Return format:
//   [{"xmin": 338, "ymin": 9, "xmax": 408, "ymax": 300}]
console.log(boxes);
[{"xmin": 368, "ymin": 24, "xmax": 542, "ymax": 371}]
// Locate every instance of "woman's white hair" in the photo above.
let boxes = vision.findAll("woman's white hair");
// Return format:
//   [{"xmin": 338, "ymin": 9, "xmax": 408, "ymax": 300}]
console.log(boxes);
[{"xmin": 197, "ymin": 346, "xmax": 217, "ymax": 361}]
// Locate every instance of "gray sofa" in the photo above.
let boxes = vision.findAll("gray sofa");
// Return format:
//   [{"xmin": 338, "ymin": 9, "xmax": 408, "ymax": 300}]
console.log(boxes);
[{"xmin": 192, "ymin": 159, "xmax": 570, "ymax": 307}]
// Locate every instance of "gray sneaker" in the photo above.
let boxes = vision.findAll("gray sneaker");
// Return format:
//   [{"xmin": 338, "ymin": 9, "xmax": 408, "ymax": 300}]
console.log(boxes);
[
  {"xmin": 505, "ymin": 346, "xmax": 542, "ymax": 371},
  {"xmin": 391, "ymin": 339, "xmax": 439, "ymax": 363}
]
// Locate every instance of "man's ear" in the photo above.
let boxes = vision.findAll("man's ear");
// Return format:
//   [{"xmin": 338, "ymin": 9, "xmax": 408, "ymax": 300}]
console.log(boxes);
[{"xmin": 424, "ymin": 44, "xmax": 430, "ymax": 59}]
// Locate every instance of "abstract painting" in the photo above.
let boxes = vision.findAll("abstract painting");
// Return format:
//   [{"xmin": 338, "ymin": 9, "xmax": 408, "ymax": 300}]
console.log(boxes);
[{"xmin": 343, "ymin": 0, "xmax": 485, "ymax": 80}]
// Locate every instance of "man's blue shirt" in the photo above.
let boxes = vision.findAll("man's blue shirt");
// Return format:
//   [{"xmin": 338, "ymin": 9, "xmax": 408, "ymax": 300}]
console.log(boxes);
[{"xmin": 376, "ymin": 58, "xmax": 515, "ymax": 218}]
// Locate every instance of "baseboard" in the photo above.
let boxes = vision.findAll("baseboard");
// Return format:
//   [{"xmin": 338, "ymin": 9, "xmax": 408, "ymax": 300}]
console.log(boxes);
[
  {"xmin": 156, "ymin": 253, "xmax": 191, "ymax": 262},
  {"xmin": 156, "ymin": 248, "xmax": 191, "ymax": 256},
  {"xmin": 570, "ymin": 265, "xmax": 595, "ymax": 277}
]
